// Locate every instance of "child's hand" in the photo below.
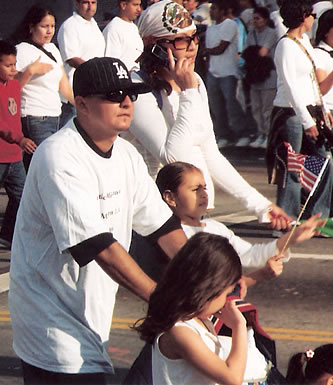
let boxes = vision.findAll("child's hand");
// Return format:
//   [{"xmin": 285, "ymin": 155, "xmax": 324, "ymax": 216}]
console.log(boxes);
[
  {"xmin": 19, "ymin": 137, "xmax": 37, "ymax": 154},
  {"xmin": 28, "ymin": 57, "xmax": 53, "ymax": 76},
  {"xmin": 262, "ymin": 255, "xmax": 283, "ymax": 280},
  {"xmin": 278, "ymin": 213, "xmax": 327, "ymax": 253},
  {"xmin": 214, "ymin": 301, "xmax": 246, "ymax": 329}
]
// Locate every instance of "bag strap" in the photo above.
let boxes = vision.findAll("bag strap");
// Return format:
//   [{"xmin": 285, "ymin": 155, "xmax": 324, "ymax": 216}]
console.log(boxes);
[
  {"xmin": 285, "ymin": 34, "xmax": 331, "ymax": 129},
  {"xmin": 314, "ymin": 46, "xmax": 333, "ymax": 58},
  {"xmin": 25, "ymin": 39, "xmax": 58, "ymax": 63}
]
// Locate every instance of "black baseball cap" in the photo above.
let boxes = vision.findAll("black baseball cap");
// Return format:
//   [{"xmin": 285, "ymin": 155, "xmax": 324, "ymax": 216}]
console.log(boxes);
[{"xmin": 73, "ymin": 57, "xmax": 151, "ymax": 97}]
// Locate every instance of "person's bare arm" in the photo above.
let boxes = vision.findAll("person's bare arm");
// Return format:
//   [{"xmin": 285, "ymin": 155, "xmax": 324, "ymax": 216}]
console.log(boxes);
[
  {"xmin": 203, "ymin": 40, "xmax": 230, "ymax": 56},
  {"xmin": 59, "ymin": 66, "xmax": 74, "ymax": 105},
  {"xmin": 316, "ymin": 67, "xmax": 333, "ymax": 96},
  {"xmin": 95, "ymin": 241, "xmax": 156, "ymax": 302},
  {"xmin": 157, "ymin": 228, "xmax": 188, "ymax": 259},
  {"xmin": 66, "ymin": 57, "xmax": 85, "ymax": 69},
  {"xmin": 15, "ymin": 56, "xmax": 53, "ymax": 88}
]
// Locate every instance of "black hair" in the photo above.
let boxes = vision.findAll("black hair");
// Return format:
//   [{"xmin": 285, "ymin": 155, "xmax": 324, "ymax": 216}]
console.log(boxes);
[
  {"xmin": 286, "ymin": 344, "xmax": 333, "ymax": 384},
  {"xmin": 315, "ymin": 9, "xmax": 333, "ymax": 46},
  {"xmin": 134, "ymin": 232, "xmax": 242, "ymax": 344},
  {"xmin": 0, "ymin": 40, "xmax": 17, "ymax": 60},
  {"xmin": 279, "ymin": 0, "xmax": 313, "ymax": 29},
  {"xmin": 156, "ymin": 161, "xmax": 201, "ymax": 195},
  {"xmin": 139, "ymin": 45, "xmax": 173, "ymax": 95},
  {"xmin": 211, "ymin": 0, "xmax": 233, "ymax": 12},
  {"xmin": 253, "ymin": 6, "xmax": 274, "ymax": 28},
  {"xmin": 10, "ymin": 5, "xmax": 55, "ymax": 44}
]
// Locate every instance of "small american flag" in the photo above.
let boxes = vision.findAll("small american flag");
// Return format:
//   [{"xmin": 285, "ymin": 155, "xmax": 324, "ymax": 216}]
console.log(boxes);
[{"xmin": 284, "ymin": 142, "xmax": 327, "ymax": 192}]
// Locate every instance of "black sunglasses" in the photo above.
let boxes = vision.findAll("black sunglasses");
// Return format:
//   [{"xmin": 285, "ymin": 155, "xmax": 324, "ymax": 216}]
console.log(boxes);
[
  {"xmin": 157, "ymin": 32, "xmax": 200, "ymax": 51},
  {"xmin": 92, "ymin": 90, "xmax": 138, "ymax": 103},
  {"xmin": 306, "ymin": 12, "xmax": 317, "ymax": 19}
]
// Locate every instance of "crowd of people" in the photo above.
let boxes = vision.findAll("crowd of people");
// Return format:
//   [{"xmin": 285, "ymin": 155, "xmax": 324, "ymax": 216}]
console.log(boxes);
[{"xmin": 0, "ymin": 0, "xmax": 333, "ymax": 384}]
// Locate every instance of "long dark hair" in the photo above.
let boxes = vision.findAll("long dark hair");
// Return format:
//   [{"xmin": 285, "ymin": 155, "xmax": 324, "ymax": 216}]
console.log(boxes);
[
  {"xmin": 134, "ymin": 232, "xmax": 242, "ymax": 344},
  {"xmin": 10, "ymin": 5, "xmax": 55, "ymax": 44},
  {"xmin": 286, "ymin": 344, "xmax": 333, "ymax": 384},
  {"xmin": 315, "ymin": 9, "xmax": 333, "ymax": 46},
  {"xmin": 280, "ymin": 0, "xmax": 312, "ymax": 29},
  {"xmin": 156, "ymin": 161, "xmax": 201, "ymax": 194}
]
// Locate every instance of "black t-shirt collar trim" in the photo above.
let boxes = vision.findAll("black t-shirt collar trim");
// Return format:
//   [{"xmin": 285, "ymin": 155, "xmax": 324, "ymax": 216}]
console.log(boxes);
[{"xmin": 74, "ymin": 117, "xmax": 113, "ymax": 158}]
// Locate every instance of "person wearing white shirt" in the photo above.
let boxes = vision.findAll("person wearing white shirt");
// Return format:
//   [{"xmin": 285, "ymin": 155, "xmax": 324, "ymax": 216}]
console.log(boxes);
[
  {"xmin": 57, "ymin": 0, "xmax": 105, "ymax": 86},
  {"xmin": 9, "ymin": 57, "xmax": 187, "ymax": 385},
  {"xmin": 13, "ymin": 5, "xmax": 74, "ymax": 171},
  {"xmin": 314, "ymin": 9, "xmax": 333, "ymax": 114},
  {"xmin": 204, "ymin": 0, "xmax": 249, "ymax": 146},
  {"xmin": 57, "ymin": 0, "xmax": 105, "ymax": 125},
  {"xmin": 103, "ymin": 0, "xmax": 144, "ymax": 72},
  {"xmin": 268, "ymin": 0, "xmax": 333, "ymax": 220}
]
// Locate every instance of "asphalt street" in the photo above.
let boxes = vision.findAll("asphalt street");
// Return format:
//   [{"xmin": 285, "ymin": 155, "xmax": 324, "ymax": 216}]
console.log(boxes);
[{"xmin": 0, "ymin": 146, "xmax": 332, "ymax": 385}]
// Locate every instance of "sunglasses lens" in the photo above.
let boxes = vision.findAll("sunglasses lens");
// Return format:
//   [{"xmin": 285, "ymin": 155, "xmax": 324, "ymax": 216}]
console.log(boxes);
[{"xmin": 97, "ymin": 91, "xmax": 137, "ymax": 103}]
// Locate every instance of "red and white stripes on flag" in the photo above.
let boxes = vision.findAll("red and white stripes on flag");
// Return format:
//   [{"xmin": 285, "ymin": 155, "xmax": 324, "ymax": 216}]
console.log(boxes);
[{"xmin": 284, "ymin": 142, "xmax": 327, "ymax": 192}]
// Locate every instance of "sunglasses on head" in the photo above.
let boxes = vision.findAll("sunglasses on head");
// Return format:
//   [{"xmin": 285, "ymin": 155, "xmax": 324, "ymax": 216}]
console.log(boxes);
[
  {"xmin": 92, "ymin": 90, "xmax": 138, "ymax": 103},
  {"xmin": 157, "ymin": 31, "xmax": 200, "ymax": 51}
]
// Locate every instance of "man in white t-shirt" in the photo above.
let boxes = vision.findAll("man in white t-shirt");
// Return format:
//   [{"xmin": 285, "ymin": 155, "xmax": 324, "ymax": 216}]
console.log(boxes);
[
  {"xmin": 103, "ymin": 0, "xmax": 143, "ymax": 72},
  {"xmin": 9, "ymin": 57, "xmax": 187, "ymax": 385},
  {"xmin": 57, "ymin": 0, "xmax": 106, "ymax": 124},
  {"xmin": 204, "ymin": 0, "xmax": 248, "ymax": 146}
]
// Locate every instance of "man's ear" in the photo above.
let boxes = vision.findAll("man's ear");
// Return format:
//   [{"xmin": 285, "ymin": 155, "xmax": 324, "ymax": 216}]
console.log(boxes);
[
  {"xmin": 75, "ymin": 96, "xmax": 89, "ymax": 115},
  {"xmin": 162, "ymin": 190, "xmax": 176, "ymax": 207},
  {"xmin": 119, "ymin": 1, "xmax": 127, "ymax": 11}
]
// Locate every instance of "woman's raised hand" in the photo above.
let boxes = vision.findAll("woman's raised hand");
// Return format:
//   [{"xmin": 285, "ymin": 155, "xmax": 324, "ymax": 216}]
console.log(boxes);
[
  {"xmin": 167, "ymin": 47, "xmax": 198, "ymax": 91},
  {"xmin": 28, "ymin": 56, "xmax": 53, "ymax": 76}
]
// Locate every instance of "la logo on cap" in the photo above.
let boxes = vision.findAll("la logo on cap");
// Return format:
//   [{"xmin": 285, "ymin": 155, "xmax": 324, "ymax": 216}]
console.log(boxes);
[{"xmin": 113, "ymin": 62, "xmax": 128, "ymax": 80}]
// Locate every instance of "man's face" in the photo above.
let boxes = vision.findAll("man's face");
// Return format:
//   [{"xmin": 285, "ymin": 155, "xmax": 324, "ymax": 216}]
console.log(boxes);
[
  {"xmin": 75, "ymin": 0, "xmax": 97, "ymax": 21},
  {"xmin": 120, "ymin": 0, "xmax": 142, "ymax": 21},
  {"xmin": 0, "ymin": 54, "xmax": 17, "ymax": 83},
  {"xmin": 82, "ymin": 94, "xmax": 134, "ymax": 137}
]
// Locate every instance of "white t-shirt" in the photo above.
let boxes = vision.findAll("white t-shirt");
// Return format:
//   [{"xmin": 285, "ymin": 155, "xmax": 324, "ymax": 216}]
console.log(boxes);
[
  {"xmin": 182, "ymin": 218, "xmax": 290, "ymax": 268},
  {"xmin": 57, "ymin": 12, "xmax": 106, "ymax": 85},
  {"xmin": 205, "ymin": 18, "xmax": 239, "ymax": 78},
  {"xmin": 16, "ymin": 42, "xmax": 63, "ymax": 117},
  {"xmin": 103, "ymin": 17, "xmax": 144, "ymax": 72},
  {"xmin": 273, "ymin": 34, "xmax": 321, "ymax": 130},
  {"xmin": 128, "ymin": 71, "xmax": 271, "ymax": 217},
  {"xmin": 9, "ymin": 119, "xmax": 173, "ymax": 374},
  {"xmin": 314, "ymin": 41, "xmax": 333, "ymax": 111}
]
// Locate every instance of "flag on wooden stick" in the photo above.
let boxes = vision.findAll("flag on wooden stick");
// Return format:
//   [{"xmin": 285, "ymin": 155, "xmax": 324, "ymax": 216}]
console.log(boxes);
[{"xmin": 284, "ymin": 142, "xmax": 327, "ymax": 192}]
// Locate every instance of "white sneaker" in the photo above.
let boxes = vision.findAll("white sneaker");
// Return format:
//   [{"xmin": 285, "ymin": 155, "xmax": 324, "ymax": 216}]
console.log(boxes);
[
  {"xmin": 259, "ymin": 137, "xmax": 267, "ymax": 149},
  {"xmin": 249, "ymin": 135, "xmax": 264, "ymax": 148},
  {"xmin": 217, "ymin": 138, "xmax": 230, "ymax": 148},
  {"xmin": 235, "ymin": 137, "xmax": 251, "ymax": 147}
]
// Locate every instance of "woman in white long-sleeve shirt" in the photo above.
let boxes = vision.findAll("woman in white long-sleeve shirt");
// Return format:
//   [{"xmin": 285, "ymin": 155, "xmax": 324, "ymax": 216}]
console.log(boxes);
[
  {"xmin": 269, "ymin": 0, "xmax": 333, "ymax": 220},
  {"xmin": 127, "ymin": 0, "xmax": 290, "ymax": 228}
]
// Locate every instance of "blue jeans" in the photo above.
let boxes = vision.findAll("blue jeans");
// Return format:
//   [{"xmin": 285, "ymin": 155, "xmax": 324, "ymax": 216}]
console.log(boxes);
[
  {"xmin": 206, "ymin": 73, "xmax": 247, "ymax": 141},
  {"xmin": 277, "ymin": 115, "xmax": 332, "ymax": 219},
  {"xmin": 21, "ymin": 115, "xmax": 60, "ymax": 171},
  {"xmin": 0, "ymin": 161, "xmax": 26, "ymax": 242}
]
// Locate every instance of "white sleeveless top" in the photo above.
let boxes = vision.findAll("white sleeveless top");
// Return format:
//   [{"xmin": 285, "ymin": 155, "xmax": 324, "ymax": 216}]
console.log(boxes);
[{"xmin": 152, "ymin": 318, "xmax": 224, "ymax": 385}]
